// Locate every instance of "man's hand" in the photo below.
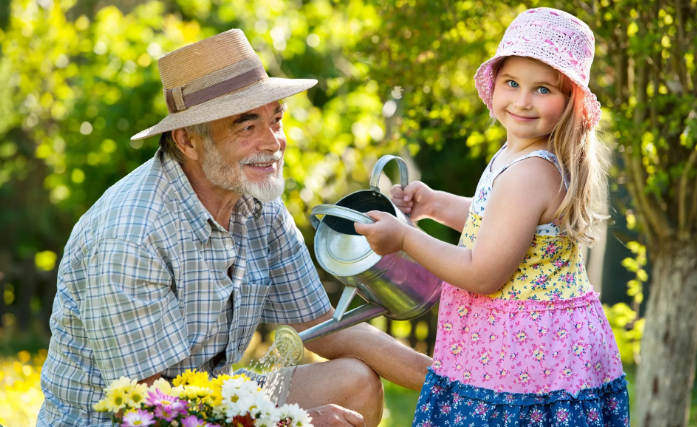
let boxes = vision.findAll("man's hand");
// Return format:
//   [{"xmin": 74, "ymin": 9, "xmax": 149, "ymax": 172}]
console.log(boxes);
[{"xmin": 307, "ymin": 404, "xmax": 365, "ymax": 427}]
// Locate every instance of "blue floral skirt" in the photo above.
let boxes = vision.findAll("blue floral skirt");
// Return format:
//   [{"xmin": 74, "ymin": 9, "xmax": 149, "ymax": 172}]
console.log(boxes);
[{"xmin": 412, "ymin": 369, "xmax": 629, "ymax": 426}]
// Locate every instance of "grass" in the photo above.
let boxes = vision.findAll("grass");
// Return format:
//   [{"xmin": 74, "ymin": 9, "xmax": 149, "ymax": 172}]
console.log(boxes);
[{"xmin": 380, "ymin": 380, "xmax": 421, "ymax": 427}]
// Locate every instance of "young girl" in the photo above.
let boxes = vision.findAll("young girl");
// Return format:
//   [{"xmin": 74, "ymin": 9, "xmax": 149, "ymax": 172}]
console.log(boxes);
[{"xmin": 355, "ymin": 7, "xmax": 629, "ymax": 426}]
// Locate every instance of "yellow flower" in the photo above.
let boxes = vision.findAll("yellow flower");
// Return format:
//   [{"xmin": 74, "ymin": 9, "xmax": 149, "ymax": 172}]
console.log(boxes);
[
  {"xmin": 204, "ymin": 392, "xmax": 222, "ymax": 407},
  {"xmin": 105, "ymin": 388, "xmax": 127, "ymax": 412},
  {"xmin": 93, "ymin": 399, "xmax": 109, "ymax": 412},
  {"xmin": 173, "ymin": 369, "xmax": 210, "ymax": 387},
  {"xmin": 150, "ymin": 378, "xmax": 172, "ymax": 394},
  {"xmin": 170, "ymin": 385, "xmax": 185, "ymax": 398},
  {"xmin": 125, "ymin": 383, "xmax": 149, "ymax": 408},
  {"xmin": 106, "ymin": 377, "xmax": 136, "ymax": 394},
  {"xmin": 181, "ymin": 385, "xmax": 212, "ymax": 400}
]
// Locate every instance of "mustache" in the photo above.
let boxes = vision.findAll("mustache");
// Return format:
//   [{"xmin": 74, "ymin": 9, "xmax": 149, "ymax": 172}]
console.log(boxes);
[{"xmin": 241, "ymin": 152, "xmax": 283, "ymax": 165}]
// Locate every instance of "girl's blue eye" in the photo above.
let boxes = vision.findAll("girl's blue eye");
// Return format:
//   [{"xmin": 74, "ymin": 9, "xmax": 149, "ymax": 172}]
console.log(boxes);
[
  {"xmin": 507, "ymin": 80, "xmax": 519, "ymax": 88},
  {"xmin": 537, "ymin": 86, "xmax": 550, "ymax": 94}
]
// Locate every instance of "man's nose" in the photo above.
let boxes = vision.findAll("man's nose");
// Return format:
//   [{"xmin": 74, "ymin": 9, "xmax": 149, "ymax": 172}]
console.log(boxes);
[{"xmin": 258, "ymin": 126, "xmax": 283, "ymax": 153}]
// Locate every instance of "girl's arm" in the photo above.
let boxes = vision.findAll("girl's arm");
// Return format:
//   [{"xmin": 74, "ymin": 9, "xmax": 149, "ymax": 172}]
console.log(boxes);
[
  {"xmin": 358, "ymin": 158, "xmax": 564, "ymax": 294},
  {"xmin": 427, "ymin": 190, "xmax": 472, "ymax": 231}
]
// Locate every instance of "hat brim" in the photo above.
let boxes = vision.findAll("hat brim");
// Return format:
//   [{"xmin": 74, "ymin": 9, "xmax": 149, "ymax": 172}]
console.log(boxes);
[
  {"xmin": 131, "ymin": 77, "xmax": 318, "ymax": 140},
  {"xmin": 474, "ymin": 54, "xmax": 601, "ymax": 128}
]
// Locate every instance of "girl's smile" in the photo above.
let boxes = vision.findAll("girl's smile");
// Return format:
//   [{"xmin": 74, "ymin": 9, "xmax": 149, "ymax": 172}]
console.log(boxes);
[{"xmin": 506, "ymin": 111, "xmax": 539, "ymax": 122}]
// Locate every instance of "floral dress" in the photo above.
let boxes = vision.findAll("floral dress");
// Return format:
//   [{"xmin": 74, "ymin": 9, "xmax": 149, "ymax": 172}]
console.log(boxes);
[{"xmin": 413, "ymin": 145, "xmax": 629, "ymax": 427}]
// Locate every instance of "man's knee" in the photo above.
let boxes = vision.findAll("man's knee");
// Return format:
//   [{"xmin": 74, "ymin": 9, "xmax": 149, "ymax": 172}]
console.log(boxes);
[{"xmin": 336, "ymin": 357, "xmax": 384, "ymax": 404}]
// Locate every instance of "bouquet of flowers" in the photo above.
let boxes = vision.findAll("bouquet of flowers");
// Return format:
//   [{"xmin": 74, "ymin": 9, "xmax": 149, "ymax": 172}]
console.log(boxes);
[{"xmin": 93, "ymin": 370, "xmax": 312, "ymax": 427}]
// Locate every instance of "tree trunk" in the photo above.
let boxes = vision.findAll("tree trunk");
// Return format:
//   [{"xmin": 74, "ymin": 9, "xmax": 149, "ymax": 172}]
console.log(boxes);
[{"xmin": 635, "ymin": 241, "xmax": 697, "ymax": 427}]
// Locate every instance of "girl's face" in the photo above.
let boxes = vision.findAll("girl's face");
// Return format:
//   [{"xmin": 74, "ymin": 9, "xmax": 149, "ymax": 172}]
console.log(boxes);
[{"xmin": 491, "ymin": 57, "xmax": 568, "ymax": 145}]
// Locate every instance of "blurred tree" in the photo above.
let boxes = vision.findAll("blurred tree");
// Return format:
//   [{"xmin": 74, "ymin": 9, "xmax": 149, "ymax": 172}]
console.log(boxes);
[{"xmin": 577, "ymin": 1, "xmax": 697, "ymax": 426}]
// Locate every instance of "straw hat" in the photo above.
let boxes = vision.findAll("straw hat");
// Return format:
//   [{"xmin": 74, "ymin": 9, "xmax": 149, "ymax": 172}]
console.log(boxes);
[{"xmin": 131, "ymin": 29, "xmax": 317, "ymax": 140}]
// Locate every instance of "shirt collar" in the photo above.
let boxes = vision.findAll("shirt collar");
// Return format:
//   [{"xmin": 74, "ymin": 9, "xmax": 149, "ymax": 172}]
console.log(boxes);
[{"xmin": 158, "ymin": 150, "xmax": 263, "ymax": 243}]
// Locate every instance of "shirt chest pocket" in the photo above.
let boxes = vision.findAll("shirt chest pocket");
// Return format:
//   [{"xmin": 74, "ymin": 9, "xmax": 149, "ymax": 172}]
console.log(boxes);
[{"xmin": 234, "ymin": 274, "xmax": 271, "ymax": 353}]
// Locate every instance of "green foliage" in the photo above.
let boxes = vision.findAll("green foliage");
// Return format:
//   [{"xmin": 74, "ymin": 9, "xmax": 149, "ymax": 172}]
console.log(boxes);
[
  {"xmin": 0, "ymin": 0, "xmax": 403, "ymax": 259},
  {"xmin": 603, "ymin": 241, "xmax": 648, "ymax": 365}
]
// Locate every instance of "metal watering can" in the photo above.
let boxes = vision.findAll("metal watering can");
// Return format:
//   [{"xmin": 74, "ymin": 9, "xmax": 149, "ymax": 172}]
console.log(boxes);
[{"xmin": 275, "ymin": 156, "xmax": 443, "ymax": 362}]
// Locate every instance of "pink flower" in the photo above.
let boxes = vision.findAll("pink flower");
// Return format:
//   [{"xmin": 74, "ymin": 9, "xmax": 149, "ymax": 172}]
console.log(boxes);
[
  {"xmin": 556, "ymin": 407, "xmax": 569, "ymax": 422},
  {"xmin": 529, "ymin": 408, "xmax": 544, "ymax": 422},
  {"xmin": 439, "ymin": 402, "xmax": 452, "ymax": 415},
  {"xmin": 154, "ymin": 400, "xmax": 187, "ymax": 421},
  {"xmin": 147, "ymin": 388, "xmax": 187, "ymax": 422},
  {"xmin": 474, "ymin": 402, "xmax": 488, "ymax": 416},
  {"xmin": 182, "ymin": 416, "xmax": 207, "ymax": 427},
  {"xmin": 122, "ymin": 409, "xmax": 155, "ymax": 427},
  {"xmin": 145, "ymin": 388, "xmax": 177, "ymax": 407},
  {"xmin": 586, "ymin": 408, "xmax": 600, "ymax": 423}
]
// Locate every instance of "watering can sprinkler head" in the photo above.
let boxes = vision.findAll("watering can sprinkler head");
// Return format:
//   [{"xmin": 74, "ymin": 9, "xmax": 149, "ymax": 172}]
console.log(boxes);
[
  {"xmin": 274, "ymin": 292, "xmax": 389, "ymax": 365},
  {"xmin": 273, "ymin": 325, "xmax": 305, "ymax": 364}
]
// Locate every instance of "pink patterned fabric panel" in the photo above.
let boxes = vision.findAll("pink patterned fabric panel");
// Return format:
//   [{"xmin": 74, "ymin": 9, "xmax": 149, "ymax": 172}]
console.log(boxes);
[{"xmin": 432, "ymin": 284, "xmax": 624, "ymax": 395}]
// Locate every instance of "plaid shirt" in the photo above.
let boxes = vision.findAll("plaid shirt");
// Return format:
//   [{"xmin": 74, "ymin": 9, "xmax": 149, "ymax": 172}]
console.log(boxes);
[{"xmin": 38, "ymin": 150, "xmax": 331, "ymax": 426}]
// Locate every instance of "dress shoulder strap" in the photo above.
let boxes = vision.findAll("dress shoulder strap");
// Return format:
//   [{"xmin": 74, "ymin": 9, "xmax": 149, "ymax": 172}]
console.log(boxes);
[{"xmin": 491, "ymin": 150, "xmax": 569, "ymax": 190}]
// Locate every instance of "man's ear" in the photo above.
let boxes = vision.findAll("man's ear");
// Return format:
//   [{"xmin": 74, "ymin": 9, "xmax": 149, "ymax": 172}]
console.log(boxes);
[{"xmin": 172, "ymin": 128, "xmax": 201, "ymax": 162}]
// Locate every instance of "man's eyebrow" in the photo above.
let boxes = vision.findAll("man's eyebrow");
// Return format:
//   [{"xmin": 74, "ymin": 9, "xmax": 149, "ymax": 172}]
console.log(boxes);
[
  {"xmin": 232, "ymin": 104, "xmax": 287, "ymax": 126},
  {"xmin": 275, "ymin": 103, "xmax": 288, "ymax": 115},
  {"xmin": 232, "ymin": 113, "xmax": 260, "ymax": 126}
]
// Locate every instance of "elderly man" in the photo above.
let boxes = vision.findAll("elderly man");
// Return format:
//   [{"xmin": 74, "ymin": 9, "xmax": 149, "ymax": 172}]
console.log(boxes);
[{"xmin": 38, "ymin": 29, "xmax": 430, "ymax": 427}]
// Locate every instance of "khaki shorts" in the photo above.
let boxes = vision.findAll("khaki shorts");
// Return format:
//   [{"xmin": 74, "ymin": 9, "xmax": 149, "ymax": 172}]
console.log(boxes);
[{"xmin": 233, "ymin": 366, "xmax": 296, "ymax": 406}]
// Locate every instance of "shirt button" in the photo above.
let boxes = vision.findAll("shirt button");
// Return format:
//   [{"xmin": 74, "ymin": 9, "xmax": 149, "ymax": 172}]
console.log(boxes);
[{"xmin": 226, "ymin": 244, "xmax": 232, "ymax": 250}]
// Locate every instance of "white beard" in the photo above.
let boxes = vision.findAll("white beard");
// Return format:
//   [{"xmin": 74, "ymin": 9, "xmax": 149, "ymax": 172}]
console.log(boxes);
[{"xmin": 201, "ymin": 137, "xmax": 285, "ymax": 203}]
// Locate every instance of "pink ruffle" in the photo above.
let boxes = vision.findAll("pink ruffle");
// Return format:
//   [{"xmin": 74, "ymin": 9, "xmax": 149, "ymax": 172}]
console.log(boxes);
[
  {"xmin": 432, "ymin": 285, "xmax": 624, "ymax": 396},
  {"xmin": 443, "ymin": 284, "xmax": 601, "ymax": 312}
]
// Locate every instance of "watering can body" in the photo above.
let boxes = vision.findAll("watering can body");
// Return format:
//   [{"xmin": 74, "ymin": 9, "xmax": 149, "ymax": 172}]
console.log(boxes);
[{"xmin": 296, "ymin": 155, "xmax": 443, "ymax": 344}]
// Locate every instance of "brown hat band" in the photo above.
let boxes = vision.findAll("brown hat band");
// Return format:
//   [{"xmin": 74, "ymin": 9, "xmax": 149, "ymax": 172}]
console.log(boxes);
[{"xmin": 163, "ymin": 56, "xmax": 269, "ymax": 114}]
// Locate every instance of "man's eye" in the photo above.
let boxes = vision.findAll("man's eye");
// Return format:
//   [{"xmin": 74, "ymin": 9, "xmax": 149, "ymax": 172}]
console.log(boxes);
[
  {"xmin": 243, "ymin": 125, "xmax": 254, "ymax": 131},
  {"xmin": 272, "ymin": 117, "xmax": 282, "ymax": 124},
  {"xmin": 506, "ymin": 80, "xmax": 519, "ymax": 88},
  {"xmin": 537, "ymin": 86, "xmax": 550, "ymax": 94}
]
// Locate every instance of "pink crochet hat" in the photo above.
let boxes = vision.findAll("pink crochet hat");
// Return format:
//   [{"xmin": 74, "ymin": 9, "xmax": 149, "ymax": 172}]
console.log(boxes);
[{"xmin": 474, "ymin": 8, "xmax": 601, "ymax": 128}]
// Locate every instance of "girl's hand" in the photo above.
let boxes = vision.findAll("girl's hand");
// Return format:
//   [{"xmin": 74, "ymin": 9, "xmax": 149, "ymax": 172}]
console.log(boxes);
[
  {"xmin": 390, "ymin": 182, "xmax": 436, "ymax": 222},
  {"xmin": 354, "ymin": 211, "xmax": 410, "ymax": 256}
]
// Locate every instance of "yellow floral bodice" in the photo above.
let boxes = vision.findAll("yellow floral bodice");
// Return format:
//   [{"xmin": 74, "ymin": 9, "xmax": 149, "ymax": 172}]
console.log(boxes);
[{"xmin": 458, "ymin": 145, "xmax": 594, "ymax": 301}]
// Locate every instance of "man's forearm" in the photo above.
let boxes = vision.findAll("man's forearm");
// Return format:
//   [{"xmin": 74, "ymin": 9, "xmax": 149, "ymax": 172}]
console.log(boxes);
[{"xmin": 304, "ymin": 322, "xmax": 432, "ymax": 391}]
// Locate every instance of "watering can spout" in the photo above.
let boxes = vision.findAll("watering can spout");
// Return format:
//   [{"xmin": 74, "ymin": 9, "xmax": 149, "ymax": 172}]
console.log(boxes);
[{"xmin": 298, "ymin": 303, "xmax": 388, "ymax": 343}]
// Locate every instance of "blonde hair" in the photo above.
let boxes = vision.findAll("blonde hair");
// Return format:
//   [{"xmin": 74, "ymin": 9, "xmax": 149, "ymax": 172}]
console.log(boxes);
[{"xmin": 493, "ymin": 57, "xmax": 609, "ymax": 246}]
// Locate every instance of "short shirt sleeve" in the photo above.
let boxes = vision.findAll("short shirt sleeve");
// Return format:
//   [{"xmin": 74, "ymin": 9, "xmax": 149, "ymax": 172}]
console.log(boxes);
[
  {"xmin": 81, "ymin": 238, "xmax": 190, "ymax": 383},
  {"xmin": 262, "ymin": 206, "xmax": 331, "ymax": 324}
]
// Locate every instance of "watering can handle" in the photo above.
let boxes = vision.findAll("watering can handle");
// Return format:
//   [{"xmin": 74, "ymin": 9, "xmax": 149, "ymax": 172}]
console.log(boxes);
[
  {"xmin": 369, "ymin": 155, "xmax": 409, "ymax": 191},
  {"xmin": 309, "ymin": 204, "xmax": 376, "ymax": 230}
]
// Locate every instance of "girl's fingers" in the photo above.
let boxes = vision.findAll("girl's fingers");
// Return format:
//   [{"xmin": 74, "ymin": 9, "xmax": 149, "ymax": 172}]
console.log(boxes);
[
  {"xmin": 390, "ymin": 184, "xmax": 404, "ymax": 198},
  {"xmin": 354, "ymin": 222, "xmax": 368, "ymax": 235},
  {"xmin": 393, "ymin": 199, "xmax": 413, "ymax": 208}
]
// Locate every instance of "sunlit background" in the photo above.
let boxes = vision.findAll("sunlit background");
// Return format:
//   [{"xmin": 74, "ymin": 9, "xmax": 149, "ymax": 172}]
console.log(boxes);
[{"xmin": 1, "ymin": 0, "xmax": 696, "ymax": 426}]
